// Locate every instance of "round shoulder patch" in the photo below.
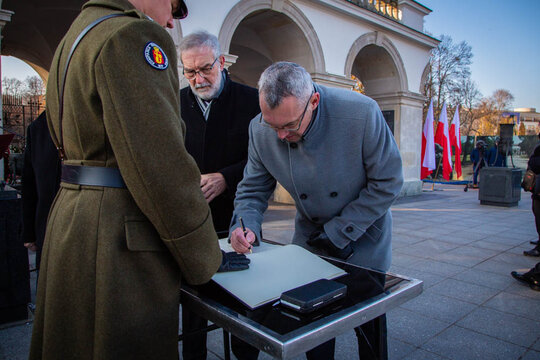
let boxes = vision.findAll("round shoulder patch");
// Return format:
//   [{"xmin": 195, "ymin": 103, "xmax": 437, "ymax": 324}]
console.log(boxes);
[{"xmin": 144, "ymin": 42, "xmax": 169, "ymax": 70}]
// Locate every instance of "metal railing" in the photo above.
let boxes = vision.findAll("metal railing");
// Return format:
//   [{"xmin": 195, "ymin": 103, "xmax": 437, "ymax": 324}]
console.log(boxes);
[{"xmin": 345, "ymin": 0, "xmax": 402, "ymax": 21}]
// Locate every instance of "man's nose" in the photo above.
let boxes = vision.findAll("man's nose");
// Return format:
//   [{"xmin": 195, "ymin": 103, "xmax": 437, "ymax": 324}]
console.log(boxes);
[
  {"xmin": 277, "ymin": 129, "xmax": 289, "ymax": 140},
  {"xmin": 195, "ymin": 72, "xmax": 206, "ymax": 83}
]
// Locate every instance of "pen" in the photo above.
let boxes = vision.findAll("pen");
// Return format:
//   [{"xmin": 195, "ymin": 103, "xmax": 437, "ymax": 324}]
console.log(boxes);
[{"xmin": 239, "ymin": 217, "xmax": 252, "ymax": 253}]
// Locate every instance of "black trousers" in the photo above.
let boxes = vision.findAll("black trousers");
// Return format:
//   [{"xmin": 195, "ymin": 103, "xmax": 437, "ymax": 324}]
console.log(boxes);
[
  {"xmin": 533, "ymin": 195, "xmax": 540, "ymax": 242},
  {"xmin": 182, "ymin": 269, "xmax": 387, "ymax": 360},
  {"xmin": 230, "ymin": 271, "xmax": 388, "ymax": 360}
]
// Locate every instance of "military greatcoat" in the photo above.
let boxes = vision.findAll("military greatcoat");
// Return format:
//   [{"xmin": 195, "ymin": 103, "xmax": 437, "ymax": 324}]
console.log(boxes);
[{"xmin": 29, "ymin": 0, "xmax": 222, "ymax": 359}]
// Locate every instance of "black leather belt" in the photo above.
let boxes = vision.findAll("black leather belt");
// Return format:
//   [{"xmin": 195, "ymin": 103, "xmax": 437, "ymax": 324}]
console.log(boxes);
[{"xmin": 61, "ymin": 164, "xmax": 127, "ymax": 188}]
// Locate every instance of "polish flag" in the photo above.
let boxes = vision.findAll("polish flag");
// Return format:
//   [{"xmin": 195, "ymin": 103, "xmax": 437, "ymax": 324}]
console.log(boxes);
[
  {"xmin": 434, "ymin": 103, "xmax": 453, "ymax": 180},
  {"xmin": 421, "ymin": 99, "xmax": 436, "ymax": 179},
  {"xmin": 449, "ymin": 105, "xmax": 462, "ymax": 178}
]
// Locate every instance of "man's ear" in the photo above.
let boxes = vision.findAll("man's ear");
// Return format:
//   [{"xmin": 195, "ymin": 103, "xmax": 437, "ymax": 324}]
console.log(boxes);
[{"xmin": 218, "ymin": 55, "xmax": 226, "ymax": 71}]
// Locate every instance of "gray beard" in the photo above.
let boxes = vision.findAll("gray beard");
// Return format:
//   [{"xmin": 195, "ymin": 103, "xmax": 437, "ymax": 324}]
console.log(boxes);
[{"xmin": 191, "ymin": 75, "xmax": 222, "ymax": 101}]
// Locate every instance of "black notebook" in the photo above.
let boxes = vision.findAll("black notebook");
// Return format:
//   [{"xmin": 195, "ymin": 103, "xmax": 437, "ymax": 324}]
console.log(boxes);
[{"xmin": 280, "ymin": 279, "xmax": 347, "ymax": 313}]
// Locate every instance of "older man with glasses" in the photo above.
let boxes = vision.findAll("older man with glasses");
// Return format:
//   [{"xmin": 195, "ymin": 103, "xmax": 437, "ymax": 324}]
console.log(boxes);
[
  {"xmin": 178, "ymin": 30, "xmax": 261, "ymax": 360},
  {"xmin": 229, "ymin": 62, "xmax": 403, "ymax": 360}
]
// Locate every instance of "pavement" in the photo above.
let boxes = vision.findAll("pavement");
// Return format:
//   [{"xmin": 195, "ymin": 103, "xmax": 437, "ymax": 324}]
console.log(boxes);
[{"xmin": 1, "ymin": 183, "xmax": 539, "ymax": 359}]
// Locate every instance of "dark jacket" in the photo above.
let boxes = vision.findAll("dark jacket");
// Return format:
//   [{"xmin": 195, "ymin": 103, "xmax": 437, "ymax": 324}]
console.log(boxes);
[
  {"xmin": 487, "ymin": 145, "xmax": 507, "ymax": 167},
  {"xmin": 181, "ymin": 70, "xmax": 260, "ymax": 234},
  {"xmin": 528, "ymin": 143, "xmax": 540, "ymax": 200},
  {"xmin": 22, "ymin": 111, "xmax": 61, "ymax": 269}
]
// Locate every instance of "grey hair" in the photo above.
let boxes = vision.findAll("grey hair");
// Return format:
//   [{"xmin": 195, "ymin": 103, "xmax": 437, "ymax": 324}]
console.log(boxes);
[
  {"xmin": 258, "ymin": 62, "xmax": 313, "ymax": 109},
  {"xmin": 179, "ymin": 31, "xmax": 221, "ymax": 63}
]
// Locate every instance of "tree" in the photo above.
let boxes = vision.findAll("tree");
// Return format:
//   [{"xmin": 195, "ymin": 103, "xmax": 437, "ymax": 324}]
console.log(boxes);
[
  {"xmin": 424, "ymin": 35, "xmax": 473, "ymax": 118},
  {"xmin": 450, "ymin": 78, "xmax": 482, "ymax": 136},
  {"xmin": 473, "ymin": 89, "xmax": 515, "ymax": 136},
  {"xmin": 24, "ymin": 76, "xmax": 45, "ymax": 100},
  {"xmin": 492, "ymin": 89, "xmax": 514, "ymax": 112},
  {"xmin": 2, "ymin": 77, "xmax": 24, "ymax": 97}
]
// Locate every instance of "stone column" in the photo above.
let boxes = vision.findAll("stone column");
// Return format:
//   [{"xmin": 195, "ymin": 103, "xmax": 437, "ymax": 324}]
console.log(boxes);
[{"xmin": 373, "ymin": 91, "xmax": 425, "ymax": 196}]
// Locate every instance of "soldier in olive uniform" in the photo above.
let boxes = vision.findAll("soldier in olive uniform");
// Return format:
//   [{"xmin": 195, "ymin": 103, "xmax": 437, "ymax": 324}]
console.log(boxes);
[{"xmin": 29, "ymin": 1, "xmax": 229, "ymax": 359}]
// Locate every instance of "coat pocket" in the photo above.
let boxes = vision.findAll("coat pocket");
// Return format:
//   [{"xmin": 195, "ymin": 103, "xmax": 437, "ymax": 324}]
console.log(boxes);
[
  {"xmin": 361, "ymin": 216, "xmax": 384, "ymax": 243},
  {"xmin": 125, "ymin": 217, "xmax": 166, "ymax": 252}
]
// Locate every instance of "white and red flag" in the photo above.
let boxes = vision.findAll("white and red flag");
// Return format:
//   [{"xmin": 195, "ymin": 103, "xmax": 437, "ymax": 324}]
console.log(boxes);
[
  {"xmin": 449, "ymin": 105, "xmax": 462, "ymax": 178},
  {"xmin": 434, "ymin": 103, "xmax": 453, "ymax": 180},
  {"xmin": 421, "ymin": 99, "xmax": 436, "ymax": 179}
]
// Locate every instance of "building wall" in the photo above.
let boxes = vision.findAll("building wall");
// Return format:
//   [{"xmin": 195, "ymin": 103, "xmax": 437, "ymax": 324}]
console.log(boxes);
[{"xmin": 173, "ymin": 0, "xmax": 437, "ymax": 196}]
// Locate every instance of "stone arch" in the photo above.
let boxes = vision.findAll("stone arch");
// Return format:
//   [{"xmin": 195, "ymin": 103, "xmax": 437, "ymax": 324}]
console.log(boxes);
[
  {"xmin": 419, "ymin": 61, "xmax": 431, "ymax": 94},
  {"xmin": 218, "ymin": 0, "xmax": 325, "ymax": 86},
  {"xmin": 344, "ymin": 32, "xmax": 408, "ymax": 95}
]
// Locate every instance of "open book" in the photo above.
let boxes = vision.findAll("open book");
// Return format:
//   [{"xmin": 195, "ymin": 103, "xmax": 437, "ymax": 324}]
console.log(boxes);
[{"xmin": 212, "ymin": 241, "xmax": 347, "ymax": 309}]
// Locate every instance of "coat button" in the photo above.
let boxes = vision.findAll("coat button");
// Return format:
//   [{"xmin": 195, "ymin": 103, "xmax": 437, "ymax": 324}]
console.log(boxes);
[
  {"xmin": 346, "ymin": 226, "xmax": 354, "ymax": 233},
  {"xmin": 300, "ymin": 193, "xmax": 307, "ymax": 200},
  {"xmin": 290, "ymin": 143, "xmax": 298, "ymax": 149},
  {"xmin": 330, "ymin": 192, "xmax": 338, "ymax": 197},
  {"xmin": 312, "ymin": 217, "xmax": 319, "ymax": 222}
]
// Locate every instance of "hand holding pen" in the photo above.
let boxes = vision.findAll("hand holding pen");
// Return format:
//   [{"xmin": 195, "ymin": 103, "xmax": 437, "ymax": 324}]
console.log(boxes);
[
  {"xmin": 239, "ymin": 217, "xmax": 252, "ymax": 253},
  {"xmin": 230, "ymin": 217, "xmax": 256, "ymax": 254}
]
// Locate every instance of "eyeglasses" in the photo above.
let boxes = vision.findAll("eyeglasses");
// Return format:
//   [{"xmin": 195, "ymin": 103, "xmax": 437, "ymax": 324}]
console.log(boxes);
[
  {"xmin": 259, "ymin": 91, "xmax": 314, "ymax": 132},
  {"xmin": 182, "ymin": 58, "xmax": 219, "ymax": 80}
]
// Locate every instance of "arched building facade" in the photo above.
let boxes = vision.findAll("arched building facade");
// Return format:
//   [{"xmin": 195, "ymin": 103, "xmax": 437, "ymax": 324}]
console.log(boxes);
[
  {"xmin": 1, "ymin": 0, "xmax": 439, "ymax": 195},
  {"xmin": 177, "ymin": 0, "xmax": 438, "ymax": 195}
]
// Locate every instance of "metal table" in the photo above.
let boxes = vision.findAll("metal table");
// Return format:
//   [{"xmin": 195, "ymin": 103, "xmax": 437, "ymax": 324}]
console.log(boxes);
[{"xmin": 181, "ymin": 253, "xmax": 423, "ymax": 359}]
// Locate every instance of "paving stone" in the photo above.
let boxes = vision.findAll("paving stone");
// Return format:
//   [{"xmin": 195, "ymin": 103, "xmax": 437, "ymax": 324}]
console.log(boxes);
[
  {"xmin": 387, "ymin": 307, "xmax": 450, "ymax": 347},
  {"xmin": 387, "ymin": 337, "xmax": 416, "ymax": 360},
  {"xmin": 428, "ymin": 246, "xmax": 500, "ymax": 267},
  {"xmin": 402, "ymin": 348, "xmax": 448, "ymax": 360},
  {"xmin": 473, "ymin": 258, "xmax": 522, "ymax": 276},
  {"xmin": 469, "ymin": 239, "xmax": 515, "ymax": 252},
  {"xmin": 390, "ymin": 253, "xmax": 424, "ymax": 267},
  {"xmin": 435, "ymin": 233, "xmax": 477, "ymax": 246},
  {"xmin": 394, "ymin": 240, "xmax": 458, "ymax": 259},
  {"xmin": 484, "ymin": 292, "xmax": 540, "ymax": 321},
  {"xmin": 0, "ymin": 323, "xmax": 33, "ymax": 360},
  {"xmin": 399, "ymin": 291, "xmax": 477, "ymax": 324},
  {"xmin": 505, "ymin": 279, "xmax": 540, "ymax": 300},
  {"xmin": 429, "ymin": 278, "xmax": 500, "ymax": 305},
  {"xmin": 401, "ymin": 258, "xmax": 468, "ymax": 278},
  {"xmin": 533, "ymin": 338, "xmax": 540, "ymax": 352},
  {"xmin": 520, "ymin": 350, "xmax": 540, "ymax": 360},
  {"xmin": 457, "ymin": 307, "xmax": 540, "ymax": 347},
  {"xmin": 451, "ymin": 268, "xmax": 514, "ymax": 290},
  {"xmin": 421, "ymin": 325, "xmax": 527, "ymax": 360},
  {"xmin": 391, "ymin": 232, "xmax": 425, "ymax": 246},
  {"xmin": 438, "ymin": 230, "xmax": 489, "ymax": 242}
]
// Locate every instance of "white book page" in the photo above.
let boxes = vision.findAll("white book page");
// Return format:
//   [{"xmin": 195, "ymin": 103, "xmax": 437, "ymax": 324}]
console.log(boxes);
[{"xmin": 213, "ymin": 241, "xmax": 347, "ymax": 309}]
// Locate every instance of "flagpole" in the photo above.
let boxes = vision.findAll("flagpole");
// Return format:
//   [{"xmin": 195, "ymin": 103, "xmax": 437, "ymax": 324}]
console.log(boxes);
[{"xmin": 431, "ymin": 154, "xmax": 443, "ymax": 191}]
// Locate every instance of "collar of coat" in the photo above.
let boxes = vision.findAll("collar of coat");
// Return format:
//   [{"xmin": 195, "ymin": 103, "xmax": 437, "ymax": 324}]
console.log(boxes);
[
  {"xmin": 300, "ymin": 83, "xmax": 322, "ymax": 142},
  {"xmin": 83, "ymin": 0, "xmax": 145, "ymax": 19}
]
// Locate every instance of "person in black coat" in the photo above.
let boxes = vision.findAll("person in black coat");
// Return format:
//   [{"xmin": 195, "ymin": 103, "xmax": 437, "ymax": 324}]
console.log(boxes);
[
  {"xmin": 178, "ymin": 31, "xmax": 260, "ymax": 360},
  {"xmin": 511, "ymin": 135, "xmax": 540, "ymax": 290},
  {"xmin": 22, "ymin": 111, "xmax": 61, "ymax": 270},
  {"xmin": 179, "ymin": 31, "xmax": 260, "ymax": 237},
  {"xmin": 523, "ymin": 135, "xmax": 540, "ymax": 257}
]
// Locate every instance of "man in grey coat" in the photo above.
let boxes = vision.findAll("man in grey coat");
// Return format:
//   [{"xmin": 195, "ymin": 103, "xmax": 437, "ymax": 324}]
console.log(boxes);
[{"xmin": 230, "ymin": 62, "xmax": 403, "ymax": 359}]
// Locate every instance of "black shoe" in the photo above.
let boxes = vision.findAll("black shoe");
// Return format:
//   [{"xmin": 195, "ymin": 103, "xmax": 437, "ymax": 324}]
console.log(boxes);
[
  {"xmin": 531, "ymin": 240, "xmax": 539, "ymax": 245},
  {"xmin": 511, "ymin": 270, "xmax": 540, "ymax": 291},
  {"xmin": 524, "ymin": 248, "xmax": 540, "ymax": 257}
]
